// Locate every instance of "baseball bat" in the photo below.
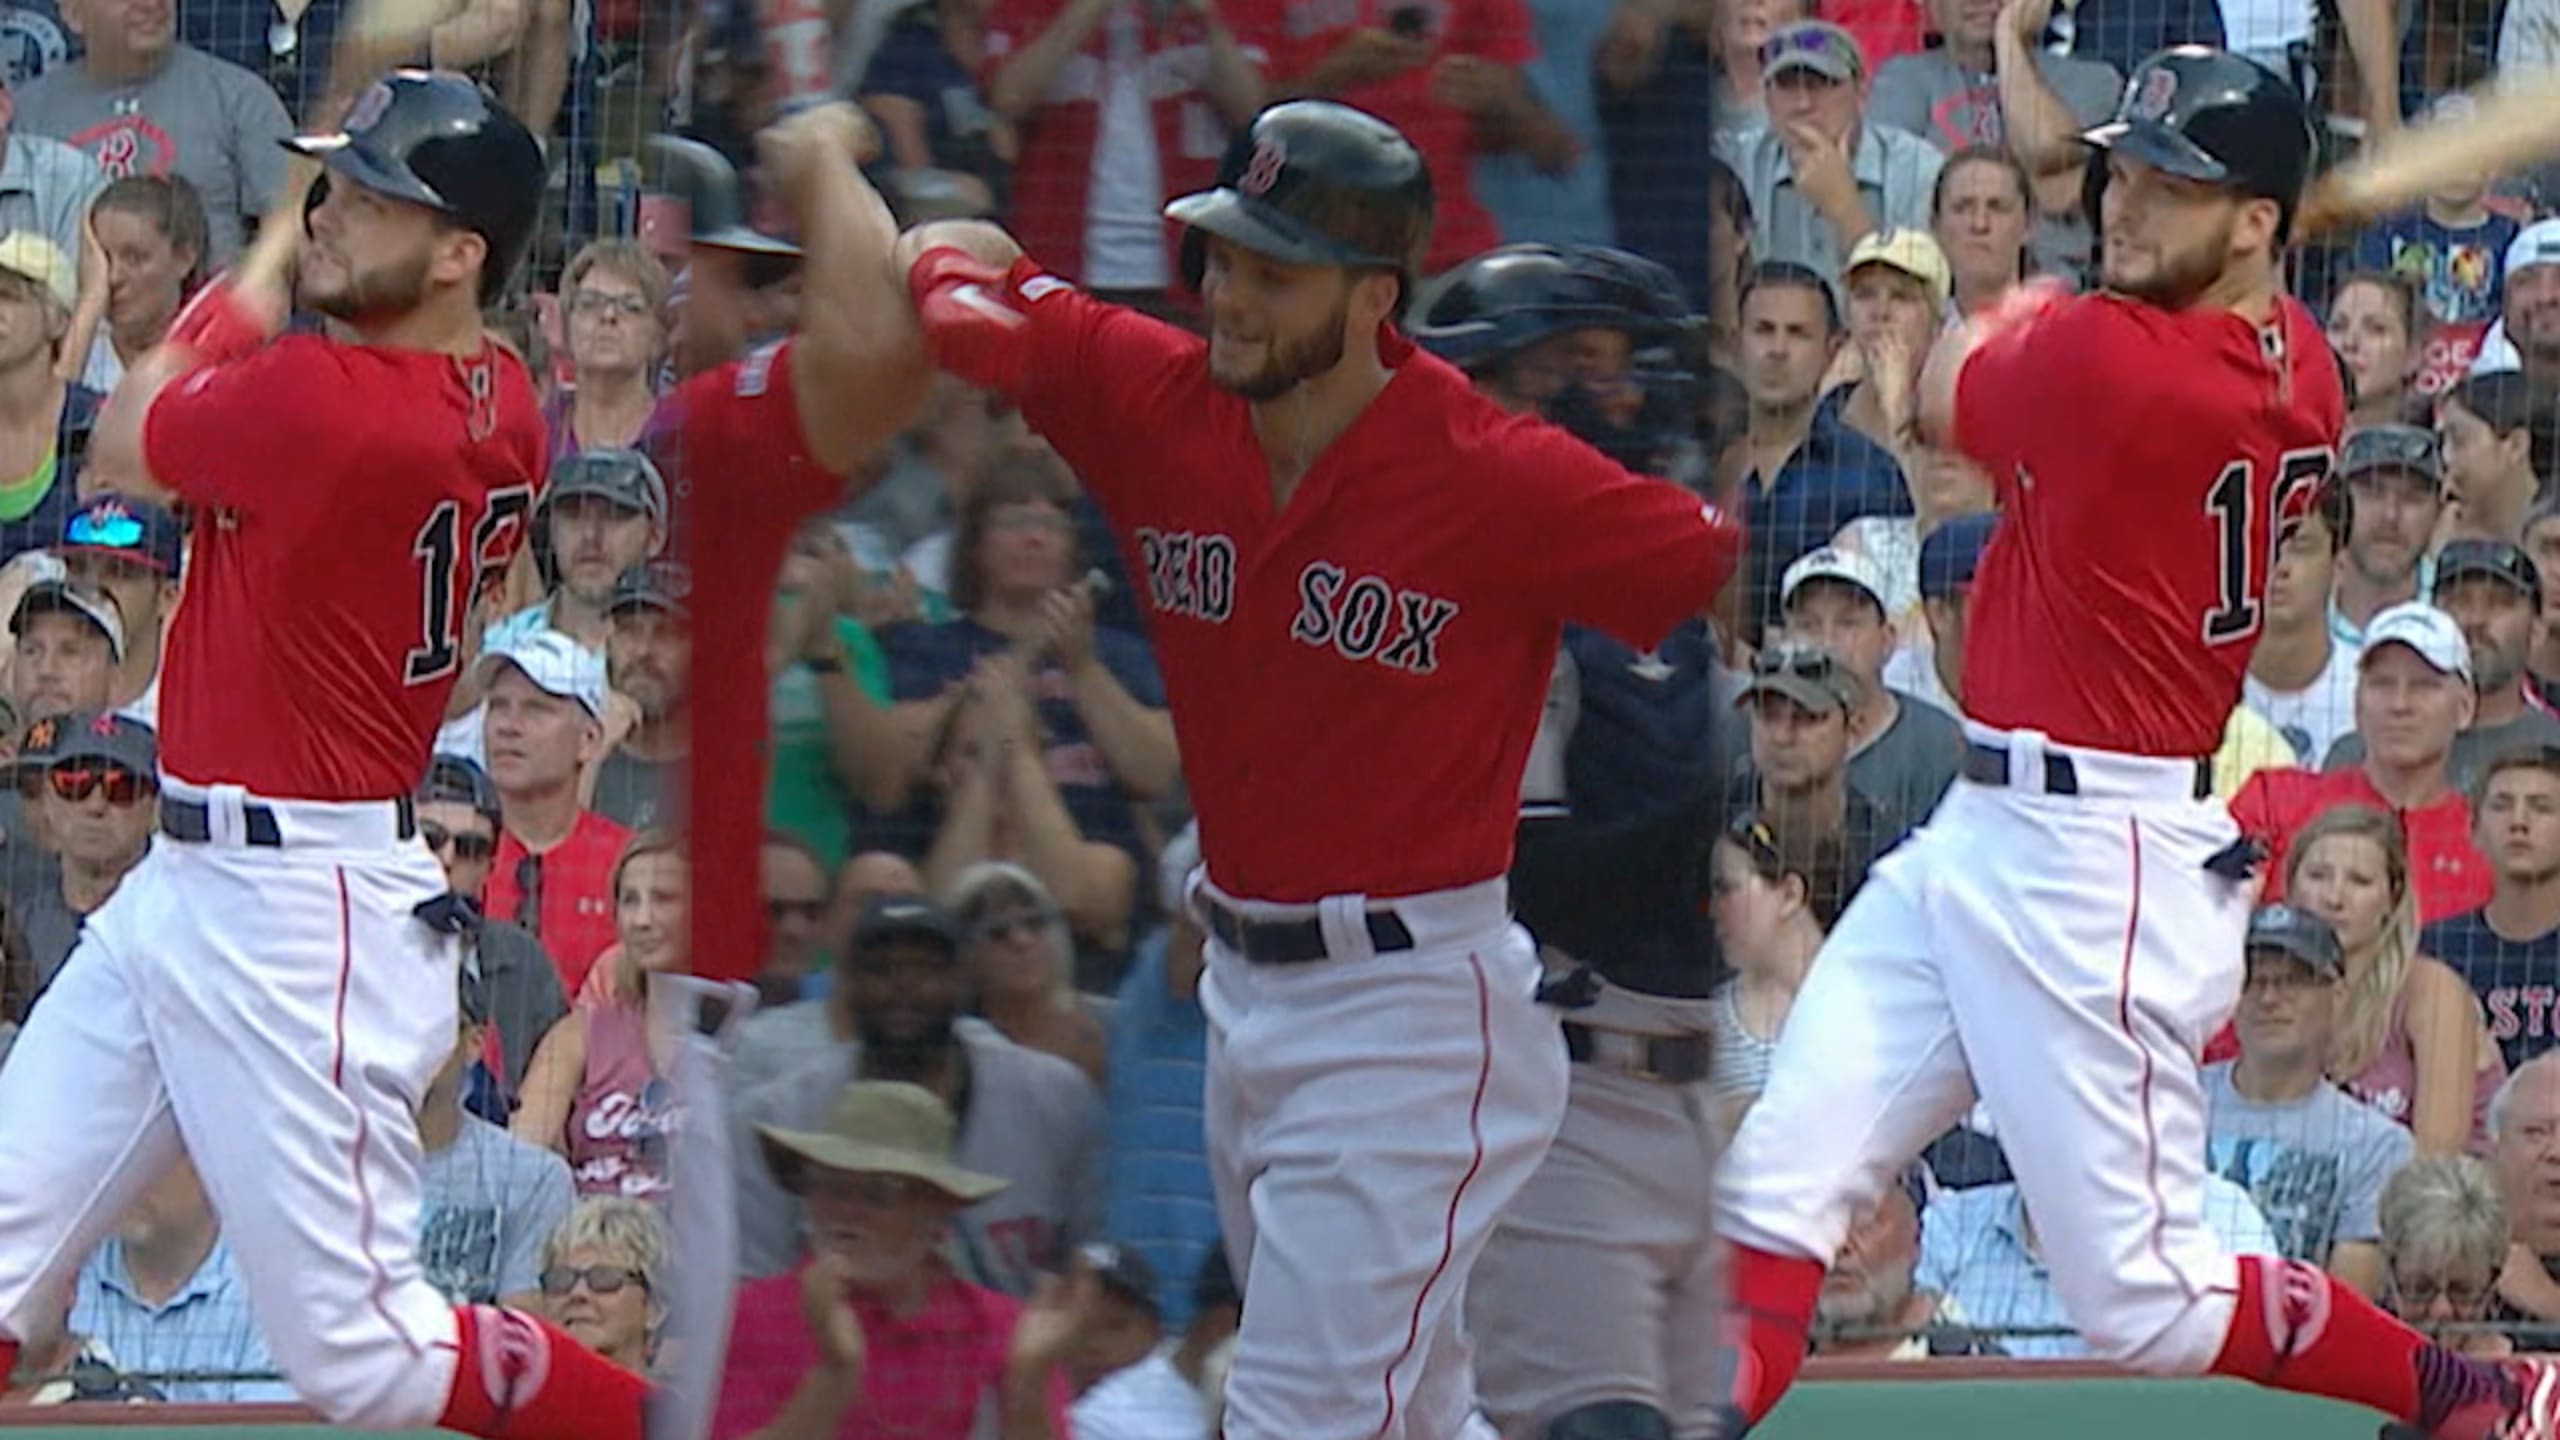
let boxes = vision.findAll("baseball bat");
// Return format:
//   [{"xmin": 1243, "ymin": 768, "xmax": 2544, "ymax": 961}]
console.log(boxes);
[
  {"xmin": 2294, "ymin": 73, "xmax": 2560, "ymax": 238},
  {"xmin": 231, "ymin": 0, "xmax": 456, "ymax": 295}
]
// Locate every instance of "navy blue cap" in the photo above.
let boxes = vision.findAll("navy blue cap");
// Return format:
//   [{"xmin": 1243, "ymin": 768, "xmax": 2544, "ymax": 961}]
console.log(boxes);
[
  {"xmin": 61, "ymin": 493, "xmax": 181, "ymax": 577},
  {"xmin": 418, "ymin": 754, "xmax": 502, "ymax": 823},
  {"xmin": 1919, "ymin": 513, "xmax": 1997, "ymax": 600},
  {"xmin": 45, "ymin": 710, "xmax": 156, "ymax": 772}
]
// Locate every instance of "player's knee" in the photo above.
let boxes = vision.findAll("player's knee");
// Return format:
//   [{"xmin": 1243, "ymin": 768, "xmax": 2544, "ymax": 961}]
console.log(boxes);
[{"xmin": 1543, "ymin": 1400, "xmax": 1674, "ymax": 1440}]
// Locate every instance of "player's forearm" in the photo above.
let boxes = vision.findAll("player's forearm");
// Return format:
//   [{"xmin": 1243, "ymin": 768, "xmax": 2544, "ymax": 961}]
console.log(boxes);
[
  {"xmin": 747, "ymin": 1365, "xmax": 865, "ymax": 1440},
  {"xmin": 1066, "ymin": 662, "xmax": 1180, "ymax": 801},
  {"xmin": 431, "ymin": 0, "xmax": 530, "ymax": 72},
  {"xmin": 791, "ymin": 151, "xmax": 930, "ymax": 477},
  {"xmin": 813, "ymin": 667, "xmax": 911, "ymax": 814},
  {"xmin": 1992, "ymin": 29, "xmax": 2087, "ymax": 176},
  {"xmin": 921, "ymin": 766, "xmax": 1004, "ymax": 897}
]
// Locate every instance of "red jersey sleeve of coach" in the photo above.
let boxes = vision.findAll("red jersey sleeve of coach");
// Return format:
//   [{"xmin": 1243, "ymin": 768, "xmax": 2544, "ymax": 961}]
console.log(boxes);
[{"xmin": 143, "ymin": 335, "xmax": 363, "ymax": 509}]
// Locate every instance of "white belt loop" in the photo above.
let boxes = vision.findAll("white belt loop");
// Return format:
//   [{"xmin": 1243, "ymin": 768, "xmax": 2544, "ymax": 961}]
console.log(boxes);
[
  {"xmin": 1317, "ymin": 893, "xmax": 1375, "ymax": 963},
  {"xmin": 208, "ymin": 783, "xmax": 248, "ymax": 847},
  {"xmin": 2012, "ymin": 729, "xmax": 2050, "ymax": 794}
]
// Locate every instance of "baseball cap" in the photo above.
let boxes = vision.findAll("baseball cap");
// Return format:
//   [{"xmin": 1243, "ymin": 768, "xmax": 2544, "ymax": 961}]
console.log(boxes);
[
  {"xmin": 1737, "ymin": 639, "xmax": 1858, "ymax": 715},
  {"xmin": 1759, "ymin": 19, "xmax": 1863, "ymax": 82},
  {"xmin": 2336, "ymin": 424, "xmax": 2445, "ymax": 487},
  {"xmin": 61, "ymin": 493, "xmax": 182, "ymax": 577},
  {"xmin": 2244, "ymin": 903, "xmax": 2344, "ymax": 977},
  {"xmin": 2361, "ymin": 601, "xmax": 2471, "ymax": 682},
  {"xmin": 1078, "ymin": 1241, "xmax": 1161, "ymax": 1316},
  {"xmin": 1780, "ymin": 545, "xmax": 1890, "ymax": 616},
  {"xmin": 484, "ymin": 630, "xmax": 607, "ymax": 719},
  {"xmin": 0, "ymin": 232, "xmax": 73, "ymax": 311},
  {"xmin": 2509, "ymin": 218, "xmax": 2560, "ymax": 281},
  {"xmin": 1919, "ymin": 513, "xmax": 1997, "ymax": 599},
  {"xmin": 1843, "ymin": 228, "xmax": 1952, "ymax": 311},
  {"xmin": 418, "ymin": 753, "xmax": 502, "ymax": 824},
  {"xmin": 44, "ymin": 709, "xmax": 154, "ymax": 773},
  {"xmin": 543, "ymin": 448, "xmax": 668, "ymax": 522},
  {"xmin": 852, "ymin": 894, "xmax": 960, "ymax": 957},
  {"xmin": 10, "ymin": 575, "xmax": 124, "ymax": 663},
  {"xmin": 2432, "ymin": 537, "xmax": 2544, "ymax": 607},
  {"xmin": 606, "ymin": 560, "xmax": 691, "ymax": 620}
]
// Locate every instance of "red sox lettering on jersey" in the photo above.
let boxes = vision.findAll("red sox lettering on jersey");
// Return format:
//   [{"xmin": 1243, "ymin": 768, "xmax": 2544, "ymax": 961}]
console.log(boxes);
[{"xmin": 911, "ymin": 250, "xmax": 1741, "ymax": 903}]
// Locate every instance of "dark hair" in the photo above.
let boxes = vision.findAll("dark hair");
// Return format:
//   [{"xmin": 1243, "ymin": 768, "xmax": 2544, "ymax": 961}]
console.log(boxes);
[
  {"xmin": 90, "ymin": 174, "xmax": 211, "ymax": 292},
  {"xmin": 1738, "ymin": 259, "xmax": 1842, "ymax": 334},
  {"xmin": 761, "ymin": 827, "xmax": 830, "ymax": 892},
  {"xmin": 947, "ymin": 454, "xmax": 1078, "ymax": 615},
  {"xmin": 2474, "ymin": 744, "xmax": 2560, "ymax": 811},
  {"xmin": 1722, "ymin": 807, "xmax": 1854, "ymax": 929},
  {"xmin": 1930, "ymin": 146, "xmax": 2035, "ymax": 283},
  {"xmin": 2445, "ymin": 370, "xmax": 2560, "ymax": 488}
]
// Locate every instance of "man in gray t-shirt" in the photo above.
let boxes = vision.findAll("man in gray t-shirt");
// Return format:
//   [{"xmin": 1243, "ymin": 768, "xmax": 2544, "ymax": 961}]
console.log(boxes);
[
  {"xmin": 728, "ymin": 896, "xmax": 1104, "ymax": 1297},
  {"xmin": 2322, "ymin": 540, "xmax": 2560, "ymax": 792},
  {"xmin": 419, "ymin": 974, "xmax": 574, "ymax": 1309},
  {"xmin": 593, "ymin": 562, "xmax": 687, "ymax": 833},
  {"xmin": 1866, "ymin": 0, "xmax": 2121, "ymax": 280},
  {"xmin": 13, "ymin": 9, "xmax": 288, "ymax": 262},
  {"xmin": 2207, "ymin": 905, "xmax": 2413, "ymax": 1296},
  {"xmin": 1773, "ymin": 546, "xmax": 1963, "ymax": 827}
]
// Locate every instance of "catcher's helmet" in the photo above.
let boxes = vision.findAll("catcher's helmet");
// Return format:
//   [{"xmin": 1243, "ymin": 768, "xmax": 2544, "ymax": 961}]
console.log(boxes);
[
  {"xmin": 2080, "ymin": 46, "xmax": 2318, "ymax": 242},
  {"xmin": 1413, "ymin": 243, "xmax": 1704, "ymax": 474},
  {"xmin": 1163, "ymin": 101, "xmax": 1434, "ymax": 303},
  {"xmin": 285, "ymin": 70, "xmax": 547, "ymax": 305}
]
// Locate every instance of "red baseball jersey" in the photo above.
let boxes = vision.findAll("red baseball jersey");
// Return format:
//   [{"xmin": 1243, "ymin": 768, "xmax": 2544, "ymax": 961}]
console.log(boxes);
[
  {"xmin": 658, "ymin": 339, "xmax": 843, "ymax": 984},
  {"xmin": 1953, "ymin": 292, "xmax": 2346, "ymax": 758},
  {"xmin": 913, "ymin": 254, "xmax": 1742, "ymax": 903},
  {"xmin": 145, "ymin": 335, "xmax": 543, "ymax": 799}
]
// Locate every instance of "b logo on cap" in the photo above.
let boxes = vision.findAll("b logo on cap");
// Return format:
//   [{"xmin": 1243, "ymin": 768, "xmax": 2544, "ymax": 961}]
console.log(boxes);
[
  {"xmin": 1239, "ymin": 137, "xmax": 1287, "ymax": 198},
  {"xmin": 2129, "ymin": 66, "xmax": 2178, "ymax": 121}
]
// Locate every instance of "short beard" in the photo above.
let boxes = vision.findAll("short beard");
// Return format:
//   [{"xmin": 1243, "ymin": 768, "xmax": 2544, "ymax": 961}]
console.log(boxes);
[
  {"xmin": 1816, "ymin": 1265, "xmax": 1914, "ymax": 1335},
  {"xmin": 1215, "ymin": 289, "xmax": 1352, "ymax": 401},
  {"xmin": 2103, "ymin": 210, "xmax": 2236, "ymax": 309},
  {"xmin": 306, "ymin": 247, "xmax": 435, "ymax": 326},
  {"xmin": 857, "ymin": 1009, "xmax": 960, "ymax": 1082}
]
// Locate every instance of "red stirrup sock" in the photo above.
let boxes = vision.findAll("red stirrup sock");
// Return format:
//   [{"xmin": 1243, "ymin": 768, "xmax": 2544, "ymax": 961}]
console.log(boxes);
[
  {"xmin": 2209, "ymin": 1256, "xmax": 2506, "ymax": 1432},
  {"xmin": 436, "ymin": 1304, "xmax": 646, "ymax": 1440},
  {"xmin": 1723, "ymin": 1243, "xmax": 1826, "ymax": 1425}
]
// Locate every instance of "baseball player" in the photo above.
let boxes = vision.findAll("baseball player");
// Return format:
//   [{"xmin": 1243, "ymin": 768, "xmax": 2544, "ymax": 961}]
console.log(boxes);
[
  {"xmin": 1714, "ymin": 47, "xmax": 2560, "ymax": 1440},
  {"xmin": 1409, "ymin": 245, "xmax": 1741, "ymax": 1440},
  {"xmin": 0, "ymin": 70, "xmax": 645, "ymax": 1439},
  {"xmin": 895, "ymin": 101, "xmax": 1742, "ymax": 1440}
]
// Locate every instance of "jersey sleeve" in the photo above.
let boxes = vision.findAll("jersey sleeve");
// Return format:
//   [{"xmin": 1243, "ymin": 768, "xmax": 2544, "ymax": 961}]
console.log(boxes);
[
  {"xmin": 908, "ymin": 250, "xmax": 1194, "ymax": 518},
  {"xmin": 1954, "ymin": 296, "xmax": 2159, "ymax": 482},
  {"xmin": 1454, "ymin": 0, "xmax": 1537, "ymax": 63},
  {"xmin": 1481, "ymin": 418, "xmax": 1744, "ymax": 650},
  {"xmin": 680, "ymin": 340, "xmax": 835, "ymax": 514},
  {"xmin": 141, "ymin": 336, "xmax": 365, "ymax": 511}
]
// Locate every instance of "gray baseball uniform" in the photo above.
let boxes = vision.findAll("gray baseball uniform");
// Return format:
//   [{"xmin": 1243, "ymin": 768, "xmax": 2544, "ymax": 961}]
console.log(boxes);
[{"xmin": 728, "ymin": 1016, "xmax": 1106, "ymax": 1298}]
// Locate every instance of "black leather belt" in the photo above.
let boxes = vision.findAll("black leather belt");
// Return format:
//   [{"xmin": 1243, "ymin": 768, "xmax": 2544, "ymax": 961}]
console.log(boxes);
[
  {"xmin": 1962, "ymin": 742, "xmax": 2211, "ymax": 800},
  {"xmin": 1198, "ymin": 896, "xmax": 1415, "ymax": 966},
  {"xmin": 160, "ymin": 794, "xmax": 417, "ymax": 848},
  {"xmin": 1564, "ymin": 1022, "xmax": 1714, "ymax": 1084}
]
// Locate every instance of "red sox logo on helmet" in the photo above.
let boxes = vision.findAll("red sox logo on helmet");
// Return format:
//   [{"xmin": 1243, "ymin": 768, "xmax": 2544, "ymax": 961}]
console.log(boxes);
[
  {"xmin": 1240, "ymin": 136, "xmax": 1288, "ymax": 197},
  {"xmin": 2129, "ymin": 65, "xmax": 2178, "ymax": 121}
]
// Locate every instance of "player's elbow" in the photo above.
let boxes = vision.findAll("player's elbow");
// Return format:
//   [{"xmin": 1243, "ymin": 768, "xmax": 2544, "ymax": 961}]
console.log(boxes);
[{"xmin": 896, "ymin": 220, "xmax": 1023, "ymax": 282}]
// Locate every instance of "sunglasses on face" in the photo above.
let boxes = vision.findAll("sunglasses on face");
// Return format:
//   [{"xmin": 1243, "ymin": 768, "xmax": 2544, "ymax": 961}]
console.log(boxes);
[
  {"xmin": 538, "ymin": 1264, "xmax": 648, "ymax": 1298},
  {"xmin": 1758, "ymin": 26, "xmax": 1856, "ymax": 71},
  {"xmin": 48, "ymin": 763, "xmax": 150, "ymax": 806},
  {"xmin": 422, "ymin": 823, "xmax": 497, "ymax": 861},
  {"xmin": 65, "ymin": 510, "xmax": 147, "ymax": 551}
]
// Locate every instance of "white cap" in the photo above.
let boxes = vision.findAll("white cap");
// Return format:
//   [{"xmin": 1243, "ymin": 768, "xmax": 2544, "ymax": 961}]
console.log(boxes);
[
  {"xmin": 2361, "ymin": 601, "xmax": 2471, "ymax": 682},
  {"xmin": 486, "ymin": 629, "xmax": 607, "ymax": 718},
  {"xmin": 1780, "ymin": 545, "xmax": 1890, "ymax": 612},
  {"xmin": 2509, "ymin": 218, "xmax": 2560, "ymax": 281}
]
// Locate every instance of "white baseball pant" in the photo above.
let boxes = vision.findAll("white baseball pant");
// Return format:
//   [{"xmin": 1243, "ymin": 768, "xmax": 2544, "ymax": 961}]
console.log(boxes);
[
  {"xmin": 0, "ymin": 780, "xmax": 463, "ymax": 1426},
  {"xmin": 1467, "ymin": 980, "xmax": 1725, "ymax": 1439},
  {"xmin": 1195, "ymin": 874, "xmax": 1569, "ymax": 1440},
  {"xmin": 1717, "ymin": 725, "xmax": 2253, "ymax": 1374}
]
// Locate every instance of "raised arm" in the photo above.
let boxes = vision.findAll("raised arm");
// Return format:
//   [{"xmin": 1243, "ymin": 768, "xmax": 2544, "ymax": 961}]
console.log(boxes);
[
  {"xmin": 758, "ymin": 103, "xmax": 932, "ymax": 476},
  {"xmin": 90, "ymin": 268, "xmax": 293, "ymax": 508}
]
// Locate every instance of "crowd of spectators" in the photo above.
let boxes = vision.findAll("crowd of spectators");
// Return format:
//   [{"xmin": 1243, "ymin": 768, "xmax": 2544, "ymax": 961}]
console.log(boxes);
[{"xmin": 20, "ymin": 0, "xmax": 2560, "ymax": 1425}]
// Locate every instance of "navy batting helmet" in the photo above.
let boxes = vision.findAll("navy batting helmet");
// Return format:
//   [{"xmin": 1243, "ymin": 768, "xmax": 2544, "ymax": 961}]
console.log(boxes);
[
  {"xmin": 1164, "ymin": 101, "xmax": 1434, "ymax": 306},
  {"xmin": 1412, "ymin": 243, "xmax": 1703, "ymax": 474},
  {"xmin": 286, "ymin": 70, "xmax": 548, "ymax": 305},
  {"xmin": 2080, "ymin": 46, "xmax": 2319, "ymax": 243}
]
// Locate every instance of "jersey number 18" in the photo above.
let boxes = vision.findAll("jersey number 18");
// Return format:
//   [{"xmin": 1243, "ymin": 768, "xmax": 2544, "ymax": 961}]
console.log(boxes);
[
  {"xmin": 405, "ymin": 487, "xmax": 535, "ymax": 684},
  {"xmin": 2201, "ymin": 447, "xmax": 2334, "ymax": 647}
]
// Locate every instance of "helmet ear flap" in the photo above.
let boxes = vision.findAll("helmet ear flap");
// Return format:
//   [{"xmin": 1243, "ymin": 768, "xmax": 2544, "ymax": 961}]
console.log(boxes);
[
  {"xmin": 2081, "ymin": 148, "xmax": 2109, "ymax": 246},
  {"xmin": 302, "ymin": 172, "xmax": 332, "ymax": 238}
]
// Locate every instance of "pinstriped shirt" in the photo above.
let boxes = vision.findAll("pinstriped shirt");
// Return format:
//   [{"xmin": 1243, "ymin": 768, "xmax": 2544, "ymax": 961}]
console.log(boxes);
[{"xmin": 69, "ymin": 1236, "xmax": 294, "ymax": 1402}]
